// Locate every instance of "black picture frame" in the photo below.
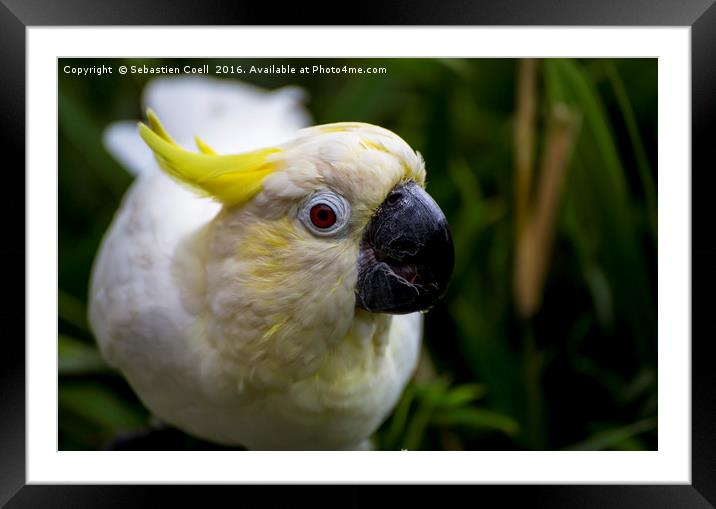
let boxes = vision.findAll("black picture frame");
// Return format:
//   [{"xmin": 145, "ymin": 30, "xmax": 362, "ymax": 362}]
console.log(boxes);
[{"xmin": 2, "ymin": 1, "xmax": 714, "ymax": 506}]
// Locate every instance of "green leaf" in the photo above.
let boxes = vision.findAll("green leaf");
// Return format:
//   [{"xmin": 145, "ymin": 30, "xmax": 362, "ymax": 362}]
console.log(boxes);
[
  {"xmin": 452, "ymin": 293, "xmax": 528, "ymax": 443},
  {"xmin": 58, "ymin": 289, "xmax": 89, "ymax": 332},
  {"xmin": 58, "ymin": 334, "xmax": 112, "ymax": 376},
  {"xmin": 59, "ymin": 87, "xmax": 132, "ymax": 196},
  {"xmin": 564, "ymin": 418, "xmax": 657, "ymax": 451},
  {"xmin": 382, "ymin": 384, "xmax": 416, "ymax": 450},
  {"xmin": 439, "ymin": 383, "xmax": 488, "ymax": 409},
  {"xmin": 402, "ymin": 381, "xmax": 445, "ymax": 450},
  {"xmin": 603, "ymin": 60, "xmax": 657, "ymax": 237},
  {"xmin": 431, "ymin": 407, "xmax": 519, "ymax": 436},
  {"xmin": 59, "ymin": 382, "xmax": 148, "ymax": 435},
  {"xmin": 544, "ymin": 59, "xmax": 656, "ymax": 360},
  {"xmin": 619, "ymin": 368, "xmax": 656, "ymax": 406},
  {"xmin": 413, "ymin": 378, "xmax": 451, "ymax": 403}
]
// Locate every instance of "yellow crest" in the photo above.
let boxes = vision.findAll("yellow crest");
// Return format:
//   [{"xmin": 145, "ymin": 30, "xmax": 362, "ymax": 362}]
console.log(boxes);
[{"xmin": 138, "ymin": 109, "xmax": 281, "ymax": 207}]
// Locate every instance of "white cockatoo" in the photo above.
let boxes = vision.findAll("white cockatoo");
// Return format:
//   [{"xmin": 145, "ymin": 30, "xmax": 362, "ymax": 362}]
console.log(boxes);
[{"xmin": 90, "ymin": 76, "xmax": 454, "ymax": 450}]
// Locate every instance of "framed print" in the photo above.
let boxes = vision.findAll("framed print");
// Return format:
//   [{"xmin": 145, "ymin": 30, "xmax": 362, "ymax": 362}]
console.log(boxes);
[{"xmin": 2, "ymin": 0, "xmax": 715, "ymax": 506}]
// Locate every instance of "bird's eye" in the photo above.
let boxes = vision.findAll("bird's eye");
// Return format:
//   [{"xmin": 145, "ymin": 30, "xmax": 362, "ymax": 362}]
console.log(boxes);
[
  {"xmin": 310, "ymin": 203, "xmax": 337, "ymax": 229},
  {"xmin": 300, "ymin": 191, "xmax": 351, "ymax": 237}
]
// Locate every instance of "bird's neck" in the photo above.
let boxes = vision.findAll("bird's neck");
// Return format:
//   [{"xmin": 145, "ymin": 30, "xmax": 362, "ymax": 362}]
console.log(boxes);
[{"xmin": 315, "ymin": 309, "xmax": 394, "ymax": 383}]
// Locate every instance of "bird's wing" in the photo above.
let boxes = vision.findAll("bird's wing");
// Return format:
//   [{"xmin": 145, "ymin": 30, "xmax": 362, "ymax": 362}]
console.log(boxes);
[{"xmin": 89, "ymin": 77, "xmax": 311, "ymax": 434}]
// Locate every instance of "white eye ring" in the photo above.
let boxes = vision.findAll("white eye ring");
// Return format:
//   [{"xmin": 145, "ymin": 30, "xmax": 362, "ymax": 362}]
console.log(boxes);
[{"xmin": 299, "ymin": 191, "xmax": 351, "ymax": 237}]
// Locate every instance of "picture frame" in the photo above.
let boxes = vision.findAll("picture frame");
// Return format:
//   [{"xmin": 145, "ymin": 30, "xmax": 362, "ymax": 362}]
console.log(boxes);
[{"xmin": 2, "ymin": 0, "xmax": 715, "ymax": 505}]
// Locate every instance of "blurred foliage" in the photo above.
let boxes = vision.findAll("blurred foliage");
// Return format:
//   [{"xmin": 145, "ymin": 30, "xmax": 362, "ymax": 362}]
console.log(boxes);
[{"xmin": 58, "ymin": 58, "xmax": 657, "ymax": 451}]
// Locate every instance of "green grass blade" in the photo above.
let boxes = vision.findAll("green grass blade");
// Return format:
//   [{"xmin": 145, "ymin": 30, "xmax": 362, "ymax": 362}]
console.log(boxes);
[
  {"xmin": 58, "ymin": 289, "xmax": 89, "ymax": 332},
  {"xmin": 59, "ymin": 88, "xmax": 132, "ymax": 197},
  {"xmin": 564, "ymin": 418, "xmax": 657, "ymax": 451},
  {"xmin": 58, "ymin": 334, "xmax": 112, "ymax": 376},
  {"xmin": 544, "ymin": 59, "xmax": 656, "ymax": 359},
  {"xmin": 59, "ymin": 382, "xmax": 148, "ymax": 435},
  {"xmin": 603, "ymin": 61, "xmax": 657, "ymax": 237},
  {"xmin": 382, "ymin": 384, "xmax": 417, "ymax": 450},
  {"xmin": 431, "ymin": 407, "xmax": 519, "ymax": 436}
]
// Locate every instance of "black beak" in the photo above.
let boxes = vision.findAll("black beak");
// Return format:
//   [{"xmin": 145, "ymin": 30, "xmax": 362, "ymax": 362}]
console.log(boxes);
[{"xmin": 356, "ymin": 181, "xmax": 454, "ymax": 314}]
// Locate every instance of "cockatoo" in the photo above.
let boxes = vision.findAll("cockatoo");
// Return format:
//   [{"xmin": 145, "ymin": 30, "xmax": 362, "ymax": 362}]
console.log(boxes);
[{"xmin": 89, "ymin": 76, "xmax": 454, "ymax": 450}]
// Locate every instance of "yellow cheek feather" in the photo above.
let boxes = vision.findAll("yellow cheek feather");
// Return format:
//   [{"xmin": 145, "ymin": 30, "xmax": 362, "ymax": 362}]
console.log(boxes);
[
  {"xmin": 236, "ymin": 217, "xmax": 355, "ymax": 298},
  {"xmin": 236, "ymin": 218, "xmax": 295, "ymax": 286},
  {"xmin": 138, "ymin": 109, "xmax": 281, "ymax": 208}
]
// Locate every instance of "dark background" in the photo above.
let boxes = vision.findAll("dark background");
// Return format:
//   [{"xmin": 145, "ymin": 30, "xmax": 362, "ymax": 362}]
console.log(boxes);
[{"xmin": 58, "ymin": 57, "xmax": 657, "ymax": 451}]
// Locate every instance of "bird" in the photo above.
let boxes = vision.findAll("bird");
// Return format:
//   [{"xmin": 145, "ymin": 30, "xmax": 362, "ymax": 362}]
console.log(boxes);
[{"xmin": 89, "ymin": 76, "xmax": 454, "ymax": 450}]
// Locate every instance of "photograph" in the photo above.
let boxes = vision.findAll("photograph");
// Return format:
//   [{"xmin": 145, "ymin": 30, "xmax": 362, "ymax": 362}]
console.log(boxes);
[{"xmin": 57, "ymin": 56, "xmax": 658, "ymax": 452}]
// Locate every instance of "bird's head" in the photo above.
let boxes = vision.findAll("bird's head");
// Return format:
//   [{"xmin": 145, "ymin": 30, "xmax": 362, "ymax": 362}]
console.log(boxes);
[{"xmin": 139, "ymin": 111, "xmax": 454, "ymax": 384}]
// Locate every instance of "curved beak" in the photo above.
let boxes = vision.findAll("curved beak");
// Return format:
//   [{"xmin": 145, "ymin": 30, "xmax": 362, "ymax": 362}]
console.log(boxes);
[{"xmin": 356, "ymin": 181, "xmax": 454, "ymax": 314}]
